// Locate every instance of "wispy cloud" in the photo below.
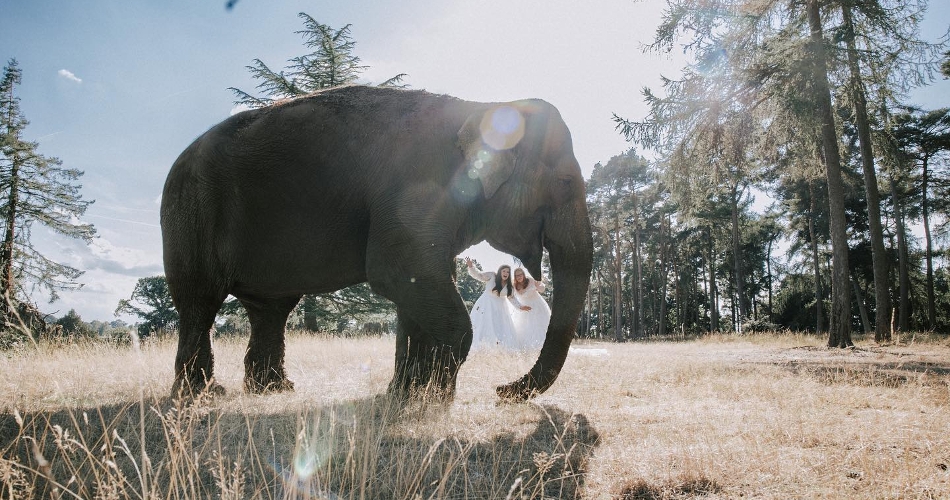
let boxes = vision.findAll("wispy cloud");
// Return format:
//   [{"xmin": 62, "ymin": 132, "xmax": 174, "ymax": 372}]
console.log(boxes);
[
  {"xmin": 53, "ymin": 236, "xmax": 163, "ymax": 278},
  {"xmin": 37, "ymin": 131, "xmax": 63, "ymax": 141},
  {"xmin": 86, "ymin": 214, "xmax": 160, "ymax": 229},
  {"xmin": 57, "ymin": 69, "xmax": 82, "ymax": 84}
]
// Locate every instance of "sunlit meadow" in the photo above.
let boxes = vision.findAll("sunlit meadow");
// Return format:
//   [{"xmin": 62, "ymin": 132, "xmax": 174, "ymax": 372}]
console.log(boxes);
[{"xmin": 2, "ymin": 331, "xmax": 949, "ymax": 498}]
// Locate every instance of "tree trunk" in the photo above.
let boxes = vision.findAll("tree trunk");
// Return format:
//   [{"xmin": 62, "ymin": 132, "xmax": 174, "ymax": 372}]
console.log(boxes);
[
  {"xmin": 842, "ymin": 5, "xmax": 891, "ymax": 342},
  {"xmin": 852, "ymin": 274, "xmax": 871, "ymax": 334},
  {"xmin": 1, "ymin": 75, "xmax": 18, "ymax": 313},
  {"xmin": 1, "ymin": 142, "xmax": 20, "ymax": 318},
  {"xmin": 636, "ymin": 226, "xmax": 644, "ymax": 336},
  {"xmin": 807, "ymin": 0, "xmax": 852, "ymax": 348},
  {"xmin": 708, "ymin": 227, "xmax": 719, "ymax": 333},
  {"xmin": 300, "ymin": 295, "xmax": 320, "ymax": 331},
  {"xmin": 658, "ymin": 216, "xmax": 669, "ymax": 337},
  {"xmin": 766, "ymin": 235, "xmax": 774, "ymax": 322},
  {"xmin": 809, "ymin": 182, "xmax": 825, "ymax": 333},
  {"xmin": 890, "ymin": 178, "xmax": 911, "ymax": 331},
  {"xmin": 597, "ymin": 272, "xmax": 606, "ymax": 338},
  {"xmin": 673, "ymin": 237, "xmax": 682, "ymax": 333},
  {"xmin": 632, "ymin": 192, "xmax": 642, "ymax": 339},
  {"xmin": 922, "ymin": 154, "xmax": 936, "ymax": 329},
  {"xmin": 731, "ymin": 182, "xmax": 746, "ymax": 332},
  {"xmin": 597, "ymin": 271, "xmax": 603, "ymax": 338},
  {"xmin": 584, "ymin": 281, "xmax": 592, "ymax": 337},
  {"xmin": 613, "ymin": 211, "xmax": 623, "ymax": 341},
  {"xmin": 701, "ymin": 244, "xmax": 709, "ymax": 330}
]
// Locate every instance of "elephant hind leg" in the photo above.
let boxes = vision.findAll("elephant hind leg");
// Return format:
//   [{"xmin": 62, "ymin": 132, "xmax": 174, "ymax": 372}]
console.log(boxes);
[
  {"xmin": 172, "ymin": 288, "xmax": 227, "ymax": 398},
  {"xmin": 241, "ymin": 295, "xmax": 300, "ymax": 393}
]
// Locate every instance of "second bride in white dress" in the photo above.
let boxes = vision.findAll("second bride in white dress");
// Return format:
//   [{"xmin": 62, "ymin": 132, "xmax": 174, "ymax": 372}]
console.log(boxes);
[
  {"xmin": 466, "ymin": 258, "xmax": 531, "ymax": 350},
  {"xmin": 511, "ymin": 268, "xmax": 552, "ymax": 351}
]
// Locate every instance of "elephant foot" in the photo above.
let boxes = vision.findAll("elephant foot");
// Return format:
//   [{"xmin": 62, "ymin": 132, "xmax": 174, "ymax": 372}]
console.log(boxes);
[
  {"xmin": 244, "ymin": 375, "xmax": 295, "ymax": 394},
  {"xmin": 387, "ymin": 370, "xmax": 455, "ymax": 405},
  {"xmin": 171, "ymin": 377, "xmax": 226, "ymax": 401},
  {"xmin": 495, "ymin": 377, "xmax": 539, "ymax": 402},
  {"xmin": 388, "ymin": 341, "xmax": 460, "ymax": 405}
]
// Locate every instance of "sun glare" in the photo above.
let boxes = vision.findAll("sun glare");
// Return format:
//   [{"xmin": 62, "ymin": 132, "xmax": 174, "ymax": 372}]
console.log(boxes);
[{"xmin": 481, "ymin": 105, "xmax": 525, "ymax": 150}]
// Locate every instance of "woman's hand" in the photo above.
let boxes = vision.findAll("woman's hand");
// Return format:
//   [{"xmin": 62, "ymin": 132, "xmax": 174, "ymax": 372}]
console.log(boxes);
[
  {"xmin": 465, "ymin": 257, "xmax": 473, "ymax": 268},
  {"xmin": 520, "ymin": 305, "xmax": 532, "ymax": 311}
]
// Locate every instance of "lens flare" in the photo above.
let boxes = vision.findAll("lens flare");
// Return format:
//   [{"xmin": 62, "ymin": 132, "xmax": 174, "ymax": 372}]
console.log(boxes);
[
  {"xmin": 480, "ymin": 105, "xmax": 525, "ymax": 150},
  {"xmin": 293, "ymin": 428, "xmax": 331, "ymax": 480}
]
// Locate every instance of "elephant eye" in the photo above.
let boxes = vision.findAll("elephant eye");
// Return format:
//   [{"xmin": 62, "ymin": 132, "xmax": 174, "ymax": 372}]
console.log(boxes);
[{"xmin": 550, "ymin": 174, "xmax": 574, "ymax": 205}]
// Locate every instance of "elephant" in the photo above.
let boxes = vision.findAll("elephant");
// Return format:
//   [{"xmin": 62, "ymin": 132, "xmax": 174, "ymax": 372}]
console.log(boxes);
[{"xmin": 160, "ymin": 85, "xmax": 593, "ymax": 402}]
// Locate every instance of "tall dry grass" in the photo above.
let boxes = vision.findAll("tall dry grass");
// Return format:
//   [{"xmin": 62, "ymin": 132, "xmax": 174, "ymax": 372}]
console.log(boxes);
[{"xmin": 1, "ymin": 331, "xmax": 948, "ymax": 498}]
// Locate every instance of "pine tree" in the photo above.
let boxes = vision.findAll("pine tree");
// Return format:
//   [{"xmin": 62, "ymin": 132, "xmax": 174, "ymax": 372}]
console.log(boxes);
[
  {"xmin": 0, "ymin": 59, "xmax": 96, "ymax": 327},
  {"xmin": 229, "ymin": 13, "xmax": 407, "ymax": 108},
  {"xmin": 226, "ymin": 16, "xmax": 405, "ymax": 331}
]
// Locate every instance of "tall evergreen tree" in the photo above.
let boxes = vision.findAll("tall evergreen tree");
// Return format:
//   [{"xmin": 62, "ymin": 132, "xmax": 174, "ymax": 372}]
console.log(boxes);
[
  {"xmin": 839, "ymin": 2, "xmax": 889, "ymax": 342},
  {"xmin": 831, "ymin": 0, "xmax": 945, "ymax": 341},
  {"xmin": 230, "ymin": 13, "xmax": 406, "ymax": 108},
  {"xmin": 0, "ymin": 59, "xmax": 96, "ymax": 327},
  {"xmin": 587, "ymin": 149, "xmax": 658, "ymax": 339},
  {"xmin": 227, "ymin": 16, "xmax": 406, "ymax": 331},
  {"xmin": 804, "ymin": 0, "xmax": 853, "ymax": 347}
]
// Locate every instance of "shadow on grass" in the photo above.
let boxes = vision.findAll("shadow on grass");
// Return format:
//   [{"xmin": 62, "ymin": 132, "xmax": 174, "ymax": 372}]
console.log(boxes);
[
  {"xmin": 766, "ymin": 346, "xmax": 950, "ymax": 388},
  {"xmin": 0, "ymin": 393, "xmax": 600, "ymax": 499}
]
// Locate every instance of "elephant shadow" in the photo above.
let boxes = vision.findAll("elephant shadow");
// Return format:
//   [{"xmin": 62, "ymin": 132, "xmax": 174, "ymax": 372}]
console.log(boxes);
[{"xmin": 1, "ymin": 394, "xmax": 600, "ymax": 499}]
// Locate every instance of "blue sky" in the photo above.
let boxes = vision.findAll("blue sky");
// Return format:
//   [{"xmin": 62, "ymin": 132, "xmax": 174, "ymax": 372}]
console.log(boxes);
[{"xmin": 1, "ymin": 0, "xmax": 948, "ymax": 322}]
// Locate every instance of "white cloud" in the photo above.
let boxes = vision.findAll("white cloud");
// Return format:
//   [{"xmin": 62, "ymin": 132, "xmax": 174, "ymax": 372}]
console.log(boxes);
[
  {"xmin": 230, "ymin": 103, "xmax": 251, "ymax": 116},
  {"xmin": 86, "ymin": 237, "xmax": 163, "ymax": 276},
  {"xmin": 25, "ymin": 232, "xmax": 163, "ymax": 321},
  {"xmin": 58, "ymin": 69, "xmax": 82, "ymax": 84}
]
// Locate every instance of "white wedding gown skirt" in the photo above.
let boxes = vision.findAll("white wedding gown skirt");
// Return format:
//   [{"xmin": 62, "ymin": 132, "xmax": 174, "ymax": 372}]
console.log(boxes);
[
  {"xmin": 512, "ymin": 290, "xmax": 551, "ymax": 351},
  {"xmin": 469, "ymin": 290, "xmax": 518, "ymax": 350}
]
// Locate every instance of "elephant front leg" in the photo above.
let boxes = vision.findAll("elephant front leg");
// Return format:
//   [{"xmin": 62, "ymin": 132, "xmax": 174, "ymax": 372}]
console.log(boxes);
[
  {"xmin": 388, "ymin": 311, "xmax": 411, "ymax": 397},
  {"xmin": 367, "ymin": 206, "xmax": 473, "ymax": 403},
  {"xmin": 241, "ymin": 296, "xmax": 300, "ymax": 393},
  {"xmin": 387, "ymin": 310, "xmax": 464, "ymax": 402},
  {"xmin": 371, "ymin": 276, "xmax": 472, "ymax": 403}
]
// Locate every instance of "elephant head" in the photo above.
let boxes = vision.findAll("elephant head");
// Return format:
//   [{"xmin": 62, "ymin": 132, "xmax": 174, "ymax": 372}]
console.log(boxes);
[{"xmin": 456, "ymin": 100, "xmax": 594, "ymax": 400}]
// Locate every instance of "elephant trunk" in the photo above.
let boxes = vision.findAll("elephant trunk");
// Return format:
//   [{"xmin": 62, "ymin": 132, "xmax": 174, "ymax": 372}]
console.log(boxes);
[{"xmin": 497, "ymin": 201, "xmax": 593, "ymax": 401}]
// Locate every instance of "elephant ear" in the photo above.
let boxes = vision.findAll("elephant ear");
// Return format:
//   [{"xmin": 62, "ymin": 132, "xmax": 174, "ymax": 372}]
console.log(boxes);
[{"xmin": 457, "ymin": 106, "xmax": 525, "ymax": 198}]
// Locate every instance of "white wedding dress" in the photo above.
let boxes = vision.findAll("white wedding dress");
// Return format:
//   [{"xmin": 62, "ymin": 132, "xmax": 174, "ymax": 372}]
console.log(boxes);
[
  {"xmin": 511, "ymin": 279, "xmax": 551, "ymax": 351},
  {"xmin": 468, "ymin": 267, "xmax": 524, "ymax": 350}
]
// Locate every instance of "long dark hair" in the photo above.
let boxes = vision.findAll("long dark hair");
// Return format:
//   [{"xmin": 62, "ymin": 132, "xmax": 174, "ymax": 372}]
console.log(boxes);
[{"xmin": 492, "ymin": 265, "xmax": 513, "ymax": 297}]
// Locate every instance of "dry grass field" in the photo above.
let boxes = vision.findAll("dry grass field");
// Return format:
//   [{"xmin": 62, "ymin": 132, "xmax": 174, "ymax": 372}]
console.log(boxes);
[{"xmin": 1, "ymin": 331, "xmax": 949, "ymax": 499}]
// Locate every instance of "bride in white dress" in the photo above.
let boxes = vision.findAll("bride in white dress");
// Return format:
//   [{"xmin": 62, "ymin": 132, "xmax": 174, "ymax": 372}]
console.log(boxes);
[
  {"xmin": 466, "ymin": 258, "xmax": 531, "ymax": 350},
  {"xmin": 511, "ymin": 268, "xmax": 551, "ymax": 351}
]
